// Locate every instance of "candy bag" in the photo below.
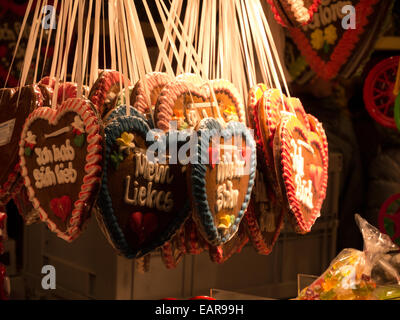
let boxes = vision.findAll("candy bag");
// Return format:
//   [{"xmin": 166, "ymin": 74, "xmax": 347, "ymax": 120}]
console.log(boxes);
[{"xmin": 297, "ymin": 214, "xmax": 400, "ymax": 300}]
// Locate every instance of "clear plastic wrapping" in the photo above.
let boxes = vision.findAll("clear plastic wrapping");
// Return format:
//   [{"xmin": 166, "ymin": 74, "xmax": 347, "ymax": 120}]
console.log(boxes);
[{"xmin": 297, "ymin": 214, "xmax": 400, "ymax": 300}]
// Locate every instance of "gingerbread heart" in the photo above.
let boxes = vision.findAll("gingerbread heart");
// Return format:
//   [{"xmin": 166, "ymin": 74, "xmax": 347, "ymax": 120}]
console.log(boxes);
[
  {"xmin": 131, "ymin": 72, "xmax": 173, "ymax": 114},
  {"xmin": 243, "ymin": 168, "xmax": 285, "ymax": 255},
  {"xmin": 19, "ymin": 98, "xmax": 103, "ymax": 242},
  {"xmin": 154, "ymin": 80, "xmax": 209, "ymax": 131},
  {"xmin": 273, "ymin": 113, "xmax": 328, "ymax": 233},
  {"xmin": 103, "ymin": 105, "xmax": 152, "ymax": 128},
  {"xmin": 97, "ymin": 115, "xmax": 190, "ymax": 258},
  {"xmin": 189, "ymin": 118, "xmax": 256, "ymax": 245},
  {"xmin": 89, "ymin": 70, "xmax": 131, "ymax": 118},
  {"xmin": 254, "ymin": 88, "xmax": 291, "ymax": 189},
  {"xmin": 0, "ymin": 85, "xmax": 43, "ymax": 205},
  {"xmin": 208, "ymin": 79, "xmax": 246, "ymax": 124}
]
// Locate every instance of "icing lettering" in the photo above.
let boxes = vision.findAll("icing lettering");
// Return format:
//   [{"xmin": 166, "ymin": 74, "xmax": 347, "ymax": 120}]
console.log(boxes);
[
  {"xmin": 32, "ymin": 139, "xmax": 79, "ymax": 189},
  {"xmin": 302, "ymin": 1, "xmax": 352, "ymax": 32},
  {"xmin": 135, "ymin": 152, "xmax": 174, "ymax": 184},
  {"xmin": 291, "ymin": 139, "xmax": 314, "ymax": 210},
  {"xmin": 216, "ymin": 180, "xmax": 239, "ymax": 212},
  {"xmin": 124, "ymin": 176, "xmax": 174, "ymax": 213},
  {"xmin": 216, "ymin": 152, "xmax": 246, "ymax": 184}
]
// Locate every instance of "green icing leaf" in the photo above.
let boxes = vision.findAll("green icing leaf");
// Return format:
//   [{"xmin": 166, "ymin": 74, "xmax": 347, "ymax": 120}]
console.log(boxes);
[
  {"xmin": 74, "ymin": 134, "xmax": 85, "ymax": 148},
  {"xmin": 24, "ymin": 147, "xmax": 32, "ymax": 157}
]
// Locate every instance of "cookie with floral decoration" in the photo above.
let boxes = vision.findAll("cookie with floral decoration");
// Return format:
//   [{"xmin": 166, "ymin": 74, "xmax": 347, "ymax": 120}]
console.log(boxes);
[
  {"xmin": 19, "ymin": 98, "xmax": 103, "ymax": 242},
  {"xmin": 189, "ymin": 118, "xmax": 256, "ymax": 246},
  {"xmin": 96, "ymin": 115, "xmax": 190, "ymax": 258},
  {"xmin": 273, "ymin": 113, "xmax": 328, "ymax": 233}
]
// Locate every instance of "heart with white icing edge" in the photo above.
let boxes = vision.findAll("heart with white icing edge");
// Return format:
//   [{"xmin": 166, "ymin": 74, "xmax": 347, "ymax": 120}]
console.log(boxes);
[
  {"xmin": 273, "ymin": 113, "xmax": 328, "ymax": 233},
  {"xmin": 97, "ymin": 115, "xmax": 190, "ymax": 258},
  {"xmin": 19, "ymin": 98, "xmax": 103, "ymax": 242},
  {"xmin": 190, "ymin": 118, "xmax": 256, "ymax": 245}
]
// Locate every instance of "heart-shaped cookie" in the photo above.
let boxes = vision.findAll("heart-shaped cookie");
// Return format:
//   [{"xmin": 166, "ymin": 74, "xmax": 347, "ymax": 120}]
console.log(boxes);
[
  {"xmin": 97, "ymin": 115, "xmax": 190, "ymax": 258},
  {"xmin": 273, "ymin": 113, "xmax": 328, "ymax": 233},
  {"xmin": 154, "ymin": 80, "xmax": 209, "ymax": 131},
  {"xmin": 131, "ymin": 72, "xmax": 173, "ymax": 114},
  {"xmin": 288, "ymin": 0, "xmax": 390, "ymax": 80},
  {"xmin": 254, "ymin": 88, "xmax": 292, "ymax": 191},
  {"xmin": 103, "ymin": 105, "xmax": 152, "ymax": 128},
  {"xmin": 19, "ymin": 98, "xmax": 103, "ymax": 241},
  {"xmin": 243, "ymin": 168, "xmax": 285, "ymax": 255},
  {"xmin": 208, "ymin": 79, "xmax": 246, "ymax": 124},
  {"xmin": 89, "ymin": 70, "xmax": 131, "ymax": 118},
  {"xmin": 0, "ymin": 85, "xmax": 43, "ymax": 205},
  {"xmin": 190, "ymin": 118, "xmax": 256, "ymax": 245}
]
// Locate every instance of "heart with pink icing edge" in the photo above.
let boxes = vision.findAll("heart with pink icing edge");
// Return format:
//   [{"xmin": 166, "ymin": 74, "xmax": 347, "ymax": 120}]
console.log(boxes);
[
  {"xmin": 273, "ymin": 113, "xmax": 328, "ymax": 233},
  {"xmin": 19, "ymin": 97, "xmax": 103, "ymax": 242}
]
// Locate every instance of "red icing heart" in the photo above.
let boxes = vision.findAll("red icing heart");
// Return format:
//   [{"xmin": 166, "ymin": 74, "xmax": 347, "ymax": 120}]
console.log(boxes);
[
  {"xmin": 50, "ymin": 196, "xmax": 72, "ymax": 222},
  {"xmin": 129, "ymin": 212, "xmax": 158, "ymax": 244}
]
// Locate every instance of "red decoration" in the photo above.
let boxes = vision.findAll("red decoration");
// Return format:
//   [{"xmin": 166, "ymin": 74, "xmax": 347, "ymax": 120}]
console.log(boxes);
[
  {"xmin": 50, "ymin": 196, "xmax": 72, "ymax": 223},
  {"xmin": 288, "ymin": 0, "xmax": 383, "ymax": 80},
  {"xmin": 129, "ymin": 212, "xmax": 158, "ymax": 244},
  {"xmin": 363, "ymin": 56, "xmax": 399, "ymax": 129}
]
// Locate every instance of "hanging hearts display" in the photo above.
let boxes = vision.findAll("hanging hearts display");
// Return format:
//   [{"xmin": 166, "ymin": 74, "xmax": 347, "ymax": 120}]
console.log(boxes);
[
  {"xmin": 288, "ymin": 0, "xmax": 392, "ymax": 80},
  {"xmin": 189, "ymin": 118, "xmax": 256, "ymax": 246},
  {"xmin": 19, "ymin": 98, "xmax": 103, "ymax": 242},
  {"xmin": 273, "ymin": 113, "xmax": 328, "ymax": 233},
  {"xmin": 97, "ymin": 114, "xmax": 190, "ymax": 258}
]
